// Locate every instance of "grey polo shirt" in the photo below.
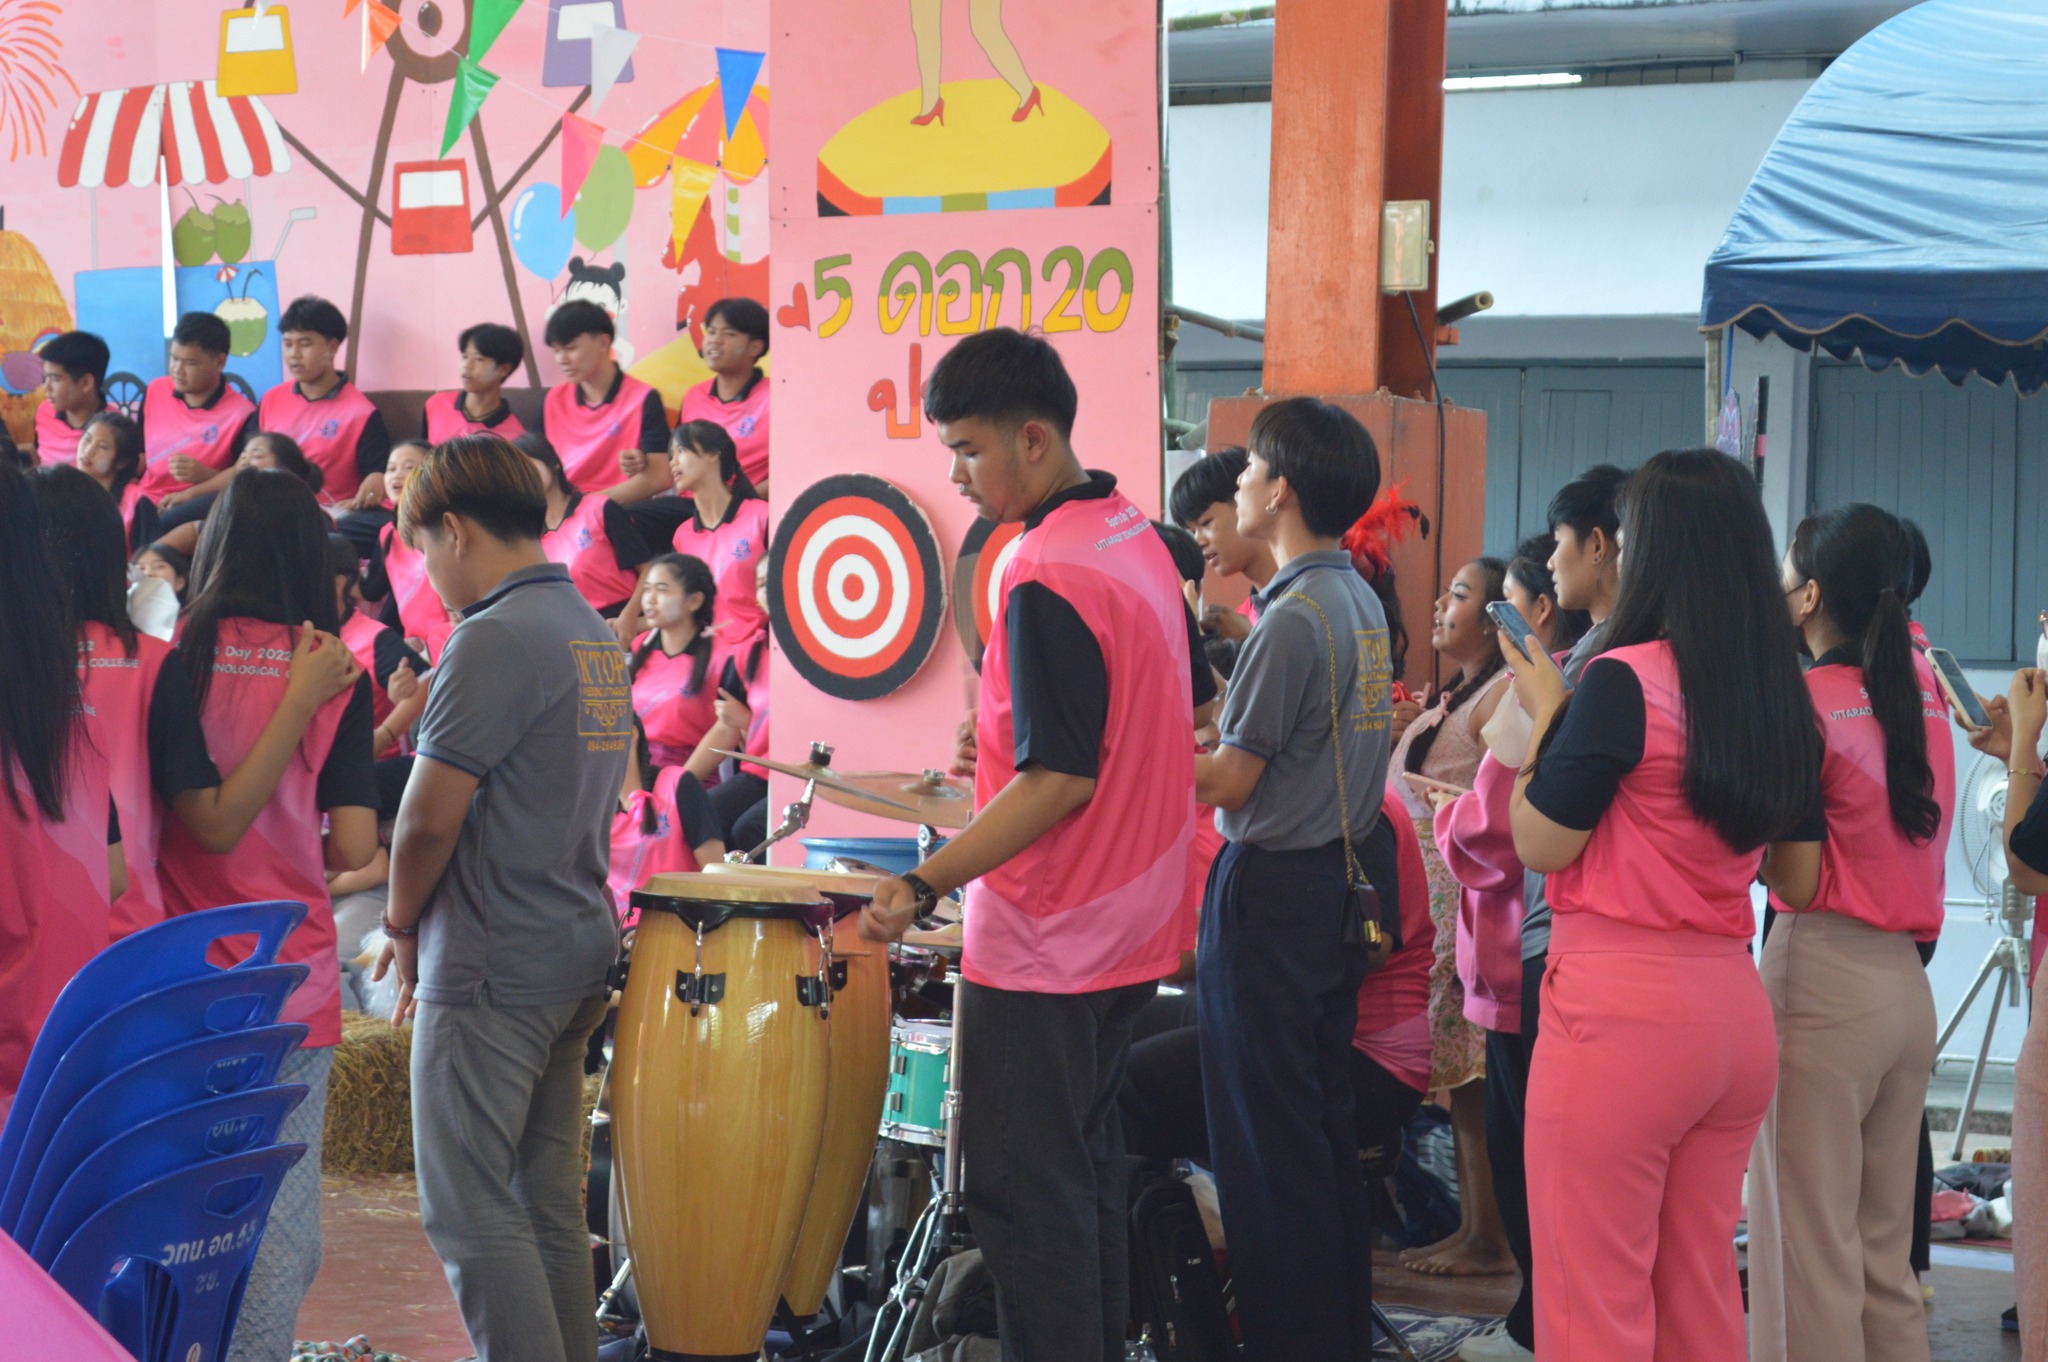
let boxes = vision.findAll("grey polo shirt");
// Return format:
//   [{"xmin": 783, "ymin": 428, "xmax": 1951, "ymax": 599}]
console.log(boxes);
[
  {"xmin": 1519, "ymin": 617, "xmax": 1611, "ymax": 960},
  {"xmin": 1216, "ymin": 549, "xmax": 1393, "ymax": 850},
  {"xmin": 412, "ymin": 561, "xmax": 632, "ymax": 1007}
]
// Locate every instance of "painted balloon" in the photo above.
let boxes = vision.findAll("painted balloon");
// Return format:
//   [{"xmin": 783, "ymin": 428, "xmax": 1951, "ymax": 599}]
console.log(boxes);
[
  {"xmin": 572, "ymin": 146, "xmax": 635, "ymax": 252},
  {"xmin": 510, "ymin": 183, "xmax": 578, "ymax": 279}
]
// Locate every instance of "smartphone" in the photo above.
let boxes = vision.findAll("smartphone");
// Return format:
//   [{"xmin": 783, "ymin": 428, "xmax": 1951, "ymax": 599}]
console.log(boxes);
[
  {"xmin": 1485, "ymin": 600, "xmax": 1540, "ymax": 663},
  {"xmin": 1403, "ymin": 772, "xmax": 1471, "ymax": 800},
  {"xmin": 1925, "ymin": 647, "xmax": 1990, "ymax": 731}
]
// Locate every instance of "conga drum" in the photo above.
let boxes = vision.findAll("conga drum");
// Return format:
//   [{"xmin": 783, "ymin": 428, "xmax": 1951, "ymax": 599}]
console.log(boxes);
[
  {"xmin": 704, "ymin": 863, "xmax": 895, "ymax": 1316},
  {"xmin": 613, "ymin": 872, "xmax": 831, "ymax": 1359}
]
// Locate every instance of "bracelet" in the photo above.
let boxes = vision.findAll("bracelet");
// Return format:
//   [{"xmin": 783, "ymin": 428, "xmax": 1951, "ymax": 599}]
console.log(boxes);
[
  {"xmin": 380, "ymin": 913, "xmax": 420, "ymax": 939},
  {"xmin": 2013, "ymin": 765, "xmax": 2042, "ymax": 781}
]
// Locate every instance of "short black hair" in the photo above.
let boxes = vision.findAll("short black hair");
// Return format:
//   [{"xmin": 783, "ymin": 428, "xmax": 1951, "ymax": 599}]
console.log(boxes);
[
  {"xmin": 922, "ymin": 327, "xmax": 1077, "ymax": 441},
  {"xmin": 171, "ymin": 311, "xmax": 232, "ymax": 356},
  {"xmin": 1151, "ymin": 520, "xmax": 1205, "ymax": 587},
  {"xmin": 544, "ymin": 299, "xmax": 614, "ymax": 347},
  {"xmin": 1169, "ymin": 446, "xmax": 1248, "ymax": 527},
  {"xmin": 279, "ymin": 295, "xmax": 348, "ymax": 344},
  {"xmin": 458, "ymin": 321, "xmax": 525, "ymax": 371},
  {"xmin": 1547, "ymin": 464, "xmax": 1630, "ymax": 541},
  {"xmin": 40, "ymin": 331, "xmax": 109, "ymax": 392},
  {"xmin": 704, "ymin": 297, "xmax": 771, "ymax": 357},
  {"xmin": 400, "ymin": 433, "xmax": 548, "ymax": 546},
  {"xmin": 1247, "ymin": 398, "xmax": 1381, "ymax": 538}
]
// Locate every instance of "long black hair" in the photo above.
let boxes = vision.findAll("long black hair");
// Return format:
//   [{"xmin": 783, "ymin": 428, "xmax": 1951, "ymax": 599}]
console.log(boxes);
[
  {"xmin": 1790, "ymin": 503, "xmax": 1940, "ymax": 842},
  {"xmin": 32, "ymin": 464, "xmax": 137, "ymax": 657},
  {"xmin": 672, "ymin": 419, "xmax": 760, "ymax": 502},
  {"xmin": 1405, "ymin": 556, "xmax": 1508, "ymax": 774},
  {"xmin": 83, "ymin": 410, "xmax": 144, "ymax": 504},
  {"xmin": 182, "ymin": 469, "xmax": 340, "ymax": 709},
  {"xmin": 513, "ymin": 430, "xmax": 580, "ymax": 506},
  {"xmin": 1506, "ymin": 532, "xmax": 1591, "ymax": 655},
  {"xmin": 244, "ymin": 430, "xmax": 325, "ymax": 497},
  {"xmin": 0, "ymin": 461, "xmax": 80, "ymax": 819},
  {"xmin": 630, "ymin": 553, "xmax": 718, "ymax": 696},
  {"xmin": 1600, "ymin": 449, "xmax": 1822, "ymax": 850}
]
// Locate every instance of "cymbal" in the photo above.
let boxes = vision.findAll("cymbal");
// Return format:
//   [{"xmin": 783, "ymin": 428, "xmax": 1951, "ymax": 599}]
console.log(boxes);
[
  {"xmin": 712, "ymin": 751, "xmax": 973, "ymax": 828},
  {"xmin": 706, "ymin": 749, "xmax": 925, "ymax": 819},
  {"xmin": 902, "ymin": 921, "xmax": 963, "ymax": 951}
]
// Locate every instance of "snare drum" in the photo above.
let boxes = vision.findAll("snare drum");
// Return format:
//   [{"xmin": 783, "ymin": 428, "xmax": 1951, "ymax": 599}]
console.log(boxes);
[
  {"xmin": 882, "ymin": 1021, "xmax": 953, "ymax": 1147},
  {"xmin": 612, "ymin": 872, "xmax": 831, "ymax": 1360}
]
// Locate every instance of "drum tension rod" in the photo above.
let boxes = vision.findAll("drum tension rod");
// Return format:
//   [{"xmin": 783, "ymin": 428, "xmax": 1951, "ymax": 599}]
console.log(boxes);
[{"xmin": 675, "ymin": 971, "xmax": 726, "ymax": 1009}]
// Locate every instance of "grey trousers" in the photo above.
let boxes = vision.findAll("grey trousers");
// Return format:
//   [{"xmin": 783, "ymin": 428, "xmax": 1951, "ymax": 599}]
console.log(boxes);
[
  {"xmin": 228, "ymin": 1044, "xmax": 332, "ymax": 1362},
  {"xmin": 1745, "ymin": 911, "xmax": 1935, "ymax": 1362},
  {"xmin": 413, "ymin": 994, "xmax": 610, "ymax": 1362}
]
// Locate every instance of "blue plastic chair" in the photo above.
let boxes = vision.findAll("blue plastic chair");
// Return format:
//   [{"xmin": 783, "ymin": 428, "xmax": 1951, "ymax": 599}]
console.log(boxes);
[
  {"xmin": 25, "ymin": 1083, "xmax": 308, "ymax": 1268},
  {"xmin": 46, "ymin": 1143, "xmax": 306, "ymax": 1362},
  {"xmin": 0, "ymin": 901, "xmax": 306, "ymax": 1173},
  {"xmin": 1, "ymin": 1024, "xmax": 306, "ymax": 1241},
  {"xmin": 0, "ymin": 964, "xmax": 306, "ymax": 1228}
]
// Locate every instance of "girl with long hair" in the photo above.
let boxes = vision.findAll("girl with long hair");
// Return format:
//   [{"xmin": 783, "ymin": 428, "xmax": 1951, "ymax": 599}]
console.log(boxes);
[
  {"xmin": 1391, "ymin": 554, "xmax": 1514, "ymax": 1280},
  {"xmin": 0, "ymin": 460, "xmax": 113, "ymax": 1107},
  {"xmin": 628, "ymin": 553, "xmax": 720, "ymax": 768},
  {"xmin": 32, "ymin": 466, "xmax": 360, "ymax": 941},
  {"xmin": 371, "ymin": 440, "xmax": 456, "ymax": 663},
  {"xmin": 1420, "ymin": 533, "xmax": 1587, "ymax": 1356},
  {"xmin": 1748, "ymin": 504, "xmax": 1953, "ymax": 1362},
  {"xmin": 152, "ymin": 430, "xmax": 329, "ymax": 553},
  {"xmin": 157, "ymin": 468, "xmax": 378, "ymax": 1362},
  {"xmin": 1507, "ymin": 449, "xmax": 1823, "ymax": 1361},
  {"xmin": 666, "ymin": 418, "xmax": 770, "ymax": 643},
  {"xmin": 520, "ymin": 430, "xmax": 681, "ymax": 616},
  {"xmin": 74, "ymin": 410, "xmax": 156, "ymax": 550}
]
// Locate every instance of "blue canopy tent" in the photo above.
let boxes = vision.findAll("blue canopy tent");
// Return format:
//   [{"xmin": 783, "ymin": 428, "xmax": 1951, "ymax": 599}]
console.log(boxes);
[{"xmin": 1701, "ymin": 0, "xmax": 2048, "ymax": 393}]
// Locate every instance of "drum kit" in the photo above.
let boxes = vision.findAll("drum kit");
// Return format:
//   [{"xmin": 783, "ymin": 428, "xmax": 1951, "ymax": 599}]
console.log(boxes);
[{"xmin": 588, "ymin": 742, "xmax": 974, "ymax": 1362}]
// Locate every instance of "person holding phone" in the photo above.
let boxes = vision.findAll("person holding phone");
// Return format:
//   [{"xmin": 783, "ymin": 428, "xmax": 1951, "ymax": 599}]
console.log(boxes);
[
  {"xmin": 1427, "ymin": 534, "xmax": 1587, "ymax": 1361},
  {"xmin": 1392, "ymin": 555, "xmax": 1514, "ymax": 1279},
  {"xmin": 1505, "ymin": 449, "xmax": 1821, "ymax": 1362},
  {"xmin": 1191, "ymin": 397, "xmax": 1394, "ymax": 1361},
  {"xmin": 1746, "ymin": 504, "xmax": 1954, "ymax": 1362}
]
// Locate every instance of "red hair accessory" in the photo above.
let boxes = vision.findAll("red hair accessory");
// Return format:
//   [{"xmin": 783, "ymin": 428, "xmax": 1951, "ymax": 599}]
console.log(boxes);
[{"xmin": 1343, "ymin": 484, "xmax": 1425, "ymax": 582}]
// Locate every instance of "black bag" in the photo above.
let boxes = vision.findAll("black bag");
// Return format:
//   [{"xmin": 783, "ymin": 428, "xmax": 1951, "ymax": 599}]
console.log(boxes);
[{"xmin": 1128, "ymin": 1167, "xmax": 1238, "ymax": 1362}]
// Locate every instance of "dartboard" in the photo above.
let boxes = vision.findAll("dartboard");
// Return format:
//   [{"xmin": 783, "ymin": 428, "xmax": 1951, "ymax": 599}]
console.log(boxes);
[
  {"xmin": 950, "ymin": 516, "xmax": 1025, "ymax": 671},
  {"xmin": 769, "ymin": 474, "xmax": 948, "ymax": 700}
]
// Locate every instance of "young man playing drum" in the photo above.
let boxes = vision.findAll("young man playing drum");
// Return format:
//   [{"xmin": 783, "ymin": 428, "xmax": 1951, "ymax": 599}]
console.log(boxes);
[
  {"xmin": 862, "ymin": 328, "xmax": 1215, "ymax": 1362},
  {"xmin": 373, "ymin": 434, "xmax": 632, "ymax": 1362}
]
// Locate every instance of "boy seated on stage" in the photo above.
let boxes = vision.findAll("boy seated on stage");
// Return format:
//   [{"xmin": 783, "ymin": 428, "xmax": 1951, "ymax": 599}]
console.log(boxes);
[
  {"xmin": 260, "ymin": 295, "xmax": 392, "ymax": 511},
  {"xmin": 424, "ymin": 322, "xmax": 527, "ymax": 445},
  {"xmin": 539, "ymin": 300, "xmax": 669, "ymax": 502},
  {"xmin": 137, "ymin": 311, "xmax": 258, "ymax": 509},
  {"xmin": 676, "ymin": 297, "xmax": 771, "ymax": 494},
  {"xmin": 35, "ymin": 329, "xmax": 112, "ymax": 465}
]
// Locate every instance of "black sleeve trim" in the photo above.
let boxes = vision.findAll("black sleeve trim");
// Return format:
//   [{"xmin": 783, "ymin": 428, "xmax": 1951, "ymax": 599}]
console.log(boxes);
[
  {"xmin": 1184, "ymin": 603, "xmax": 1217, "ymax": 708},
  {"xmin": 1006, "ymin": 580, "xmax": 1107, "ymax": 779},
  {"xmin": 1524, "ymin": 657, "xmax": 1647, "ymax": 832},
  {"xmin": 369, "ymin": 627, "xmax": 428, "ymax": 690},
  {"xmin": 149, "ymin": 659, "xmax": 223, "ymax": 803},
  {"xmin": 356, "ymin": 408, "xmax": 393, "ymax": 479},
  {"xmin": 638, "ymin": 388, "xmax": 671, "ymax": 453},
  {"xmin": 316, "ymin": 674, "xmax": 380, "ymax": 811},
  {"xmin": 2010, "ymin": 777, "xmax": 2048, "ymax": 876}
]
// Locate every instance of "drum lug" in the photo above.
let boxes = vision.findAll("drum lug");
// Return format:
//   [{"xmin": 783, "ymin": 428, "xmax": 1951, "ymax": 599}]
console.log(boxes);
[
  {"xmin": 675, "ymin": 970, "xmax": 726, "ymax": 1011},
  {"xmin": 795, "ymin": 975, "xmax": 829, "ymax": 1008},
  {"xmin": 605, "ymin": 958, "xmax": 629, "ymax": 993},
  {"xmin": 829, "ymin": 959, "xmax": 849, "ymax": 990}
]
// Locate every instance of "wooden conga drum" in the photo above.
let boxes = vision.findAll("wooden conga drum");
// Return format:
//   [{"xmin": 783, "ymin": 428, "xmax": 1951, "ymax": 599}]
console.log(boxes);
[
  {"xmin": 707, "ymin": 864, "xmax": 894, "ymax": 1316},
  {"xmin": 613, "ymin": 872, "xmax": 831, "ymax": 1360}
]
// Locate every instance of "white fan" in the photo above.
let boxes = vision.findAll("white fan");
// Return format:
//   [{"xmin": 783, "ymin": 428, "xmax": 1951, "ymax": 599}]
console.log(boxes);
[{"xmin": 1959, "ymin": 752, "xmax": 2011, "ymax": 899}]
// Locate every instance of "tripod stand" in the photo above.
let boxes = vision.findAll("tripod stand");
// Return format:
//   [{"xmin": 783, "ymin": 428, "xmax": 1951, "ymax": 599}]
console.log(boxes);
[{"xmin": 1932, "ymin": 882, "xmax": 2033, "ymax": 1161}]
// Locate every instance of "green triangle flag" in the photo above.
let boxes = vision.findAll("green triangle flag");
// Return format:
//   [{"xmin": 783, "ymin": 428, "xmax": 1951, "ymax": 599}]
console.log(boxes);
[
  {"xmin": 467, "ymin": 0, "xmax": 523, "ymax": 64},
  {"xmin": 441, "ymin": 57, "xmax": 501, "ymax": 157}
]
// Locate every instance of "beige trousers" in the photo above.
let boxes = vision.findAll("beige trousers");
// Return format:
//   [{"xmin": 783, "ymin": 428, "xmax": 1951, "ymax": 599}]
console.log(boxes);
[
  {"xmin": 1746, "ymin": 911, "xmax": 1935, "ymax": 1362},
  {"xmin": 2016, "ymin": 982, "xmax": 2048, "ymax": 1359}
]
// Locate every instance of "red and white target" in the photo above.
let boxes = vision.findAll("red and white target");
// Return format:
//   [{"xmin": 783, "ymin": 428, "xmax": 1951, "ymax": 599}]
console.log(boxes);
[
  {"xmin": 770, "ymin": 475, "xmax": 947, "ymax": 699},
  {"xmin": 951, "ymin": 516, "xmax": 1025, "ymax": 670}
]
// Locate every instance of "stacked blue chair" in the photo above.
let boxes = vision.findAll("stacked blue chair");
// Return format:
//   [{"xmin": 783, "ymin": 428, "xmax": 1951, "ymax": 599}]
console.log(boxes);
[{"xmin": 1, "ymin": 901, "xmax": 314, "ymax": 1362}]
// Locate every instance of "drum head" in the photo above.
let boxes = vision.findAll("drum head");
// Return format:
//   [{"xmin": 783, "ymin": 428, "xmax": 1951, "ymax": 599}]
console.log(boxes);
[
  {"xmin": 703, "ymin": 862, "xmax": 878, "ymax": 919},
  {"xmin": 631, "ymin": 871, "xmax": 832, "ymax": 933}
]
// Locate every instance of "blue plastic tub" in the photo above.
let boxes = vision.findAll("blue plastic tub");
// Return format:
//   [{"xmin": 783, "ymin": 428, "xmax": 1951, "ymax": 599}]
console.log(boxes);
[{"xmin": 800, "ymin": 836, "xmax": 940, "ymax": 876}]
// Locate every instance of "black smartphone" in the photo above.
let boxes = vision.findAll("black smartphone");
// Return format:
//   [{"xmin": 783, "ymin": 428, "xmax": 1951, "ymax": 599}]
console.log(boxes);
[
  {"xmin": 719, "ymin": 656, "xmax": 748, "ymax": 706},
  {"xmin": 1925, "ymin": 646, "xmax": 1989, "ymax": 731},
  {"xmin": 1485, "ymin": 600, "xmax": 1539, "ymax": 662}
]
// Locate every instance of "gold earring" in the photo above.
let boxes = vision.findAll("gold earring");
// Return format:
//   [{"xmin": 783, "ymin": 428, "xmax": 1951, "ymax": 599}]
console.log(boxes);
[{"xmin": 1264, "ymin": 501, "xmax": 1278, "ymax": 515}]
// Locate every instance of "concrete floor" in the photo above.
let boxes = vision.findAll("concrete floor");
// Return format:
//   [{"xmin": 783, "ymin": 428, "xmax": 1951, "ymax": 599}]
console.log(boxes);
[{"xmin": 299, "ymin": 1173, "xmax": 2025, "ymax": 1362}]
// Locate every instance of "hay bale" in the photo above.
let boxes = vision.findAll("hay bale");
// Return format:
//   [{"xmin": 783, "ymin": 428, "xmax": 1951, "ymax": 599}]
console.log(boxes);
[
  {"xmin": 323, "ymin": 1015, "xmax": 610, "ymax": 1176},
  {"xmin": 325, "ymin": 1014, "xmax": 416, "ymax": 1176}
]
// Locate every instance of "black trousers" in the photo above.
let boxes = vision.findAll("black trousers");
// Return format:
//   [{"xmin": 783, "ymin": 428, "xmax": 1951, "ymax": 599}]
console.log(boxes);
[
  {"xmin": 1489, "ymin": 953, "xmax": 1544, "ymax": 1350},
  {"xmin": 1198, "ymin": 837, "xmax": 1377, "ymax": 1362},
  {"xmin": 957, "ymin": 977, "xmax": 1154, "ymax": 1362},
  {"xmin": 707, "ymin": 771, "xmax": 767, "ymax": 851}
]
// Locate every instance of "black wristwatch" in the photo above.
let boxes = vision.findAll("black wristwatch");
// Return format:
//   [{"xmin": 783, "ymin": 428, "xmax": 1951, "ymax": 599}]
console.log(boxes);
[{"xmin": 900, "ymin": 872, "xmax": 940, "ymax": 913}]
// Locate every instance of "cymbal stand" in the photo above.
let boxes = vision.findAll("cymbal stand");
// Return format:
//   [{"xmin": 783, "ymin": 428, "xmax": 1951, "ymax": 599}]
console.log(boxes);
[{"xmin": 731, "ymin": 742, "xmax": 836, "ymax": 865}]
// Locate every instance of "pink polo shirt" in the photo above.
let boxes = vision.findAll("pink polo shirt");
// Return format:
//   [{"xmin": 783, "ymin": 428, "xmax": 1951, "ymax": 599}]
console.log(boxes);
[
  {"xmin": 139, "ymin": 378, "xmax": 254, "ymax": 501},
  {"xmin": 672, "ymin": 496, "xmax": 771, "ymax": 643},
  {"xmin": 258, "ymin": 377, "xmax": 381, "ymax": 504},
  {"xmin": 423, "ymin": 390, "xmax": 525, "ymax": 446},
  {"xmin": 678, "ymin": 371, "xmax": 770, "ymax": 486},
  {"xmin": 630, "ymin": 632, "xmax": 717, "ymax": 769}
]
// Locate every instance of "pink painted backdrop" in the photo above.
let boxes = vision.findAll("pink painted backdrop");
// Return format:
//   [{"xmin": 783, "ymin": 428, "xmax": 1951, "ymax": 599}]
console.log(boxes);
[
  {"xmin": 0, "ymin": 0, "xmax": 772, "ymax": 440},
  {"xmin": 765, "ymin": 0, "xmax": 1161, "ymax": 852}
]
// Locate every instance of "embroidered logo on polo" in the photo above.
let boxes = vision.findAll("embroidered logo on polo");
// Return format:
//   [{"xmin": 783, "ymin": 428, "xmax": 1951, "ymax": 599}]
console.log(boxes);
[
  {"xmin": 320, "ymin": 418, "xmax": 340, "ymax": 439},
  {"xmin": 203, "ymin": 424, "xmax": 221, "ymax": 442},
  {"xmin": 571, "ymin": 640, "xmax": 634, "ymax": 745},
  {"xmin": 737, "ymin": 414, "xmax": 758, "ymax": 436},
  {"xmin": 769, "ymin": 474, "xmax": 947, "ymax": 700}
]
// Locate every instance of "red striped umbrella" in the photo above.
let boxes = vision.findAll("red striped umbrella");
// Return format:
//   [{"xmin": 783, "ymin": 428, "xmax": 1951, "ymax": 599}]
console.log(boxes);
[{"xmin": 56, "ymin": 80, "xmax": 292, "ymax": 190}]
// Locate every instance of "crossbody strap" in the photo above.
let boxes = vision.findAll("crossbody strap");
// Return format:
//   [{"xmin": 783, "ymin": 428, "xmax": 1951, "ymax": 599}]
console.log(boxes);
[{"xmin": 1281, "ymin": 591, "xmax": 1365, "ymax": 887}]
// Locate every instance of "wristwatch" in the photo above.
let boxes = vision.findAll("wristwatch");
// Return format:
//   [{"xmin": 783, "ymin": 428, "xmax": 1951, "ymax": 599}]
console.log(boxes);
[{"xmin": 900, "ymin": 873, "xmax": 940, "ymax": 913}]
